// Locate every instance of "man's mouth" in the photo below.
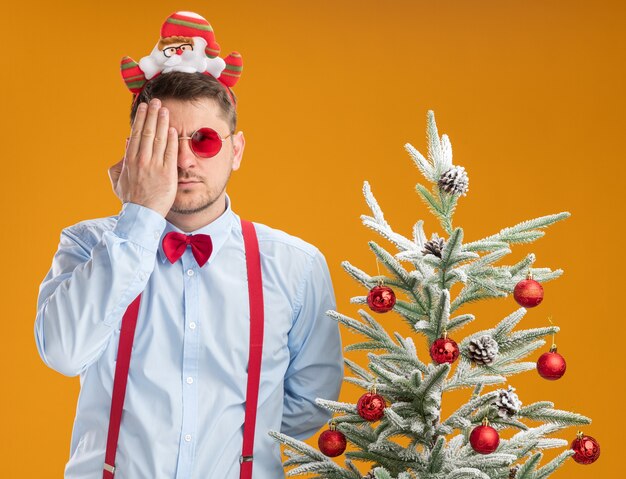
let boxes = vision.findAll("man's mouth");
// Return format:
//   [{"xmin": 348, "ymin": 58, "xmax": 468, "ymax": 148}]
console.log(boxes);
[{"xmin": 178, "ymin": 179, "xmax": 202, "ymax": 186}]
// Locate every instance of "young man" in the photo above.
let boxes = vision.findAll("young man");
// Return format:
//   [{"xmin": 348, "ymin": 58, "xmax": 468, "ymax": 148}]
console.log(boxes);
[{"xmin": 35, "ymin": 66, "xmax": 343, "ymax": 478}]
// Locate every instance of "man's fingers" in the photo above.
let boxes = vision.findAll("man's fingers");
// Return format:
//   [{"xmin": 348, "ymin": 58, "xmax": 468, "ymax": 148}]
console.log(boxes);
[
  {"xmin": 138, "ymin": 99, "xmax": 161, "ymax": 162},
  {"xmin": 164, "ymin": 127, "xmax": 179, "ymax": 168},
  {"xmin": 152, "ymin": 107, "xmax": 170, "ymax": 163},
  {"xmin": 127, "ymin": 102, "xmax": 147, "ymax": 161}
]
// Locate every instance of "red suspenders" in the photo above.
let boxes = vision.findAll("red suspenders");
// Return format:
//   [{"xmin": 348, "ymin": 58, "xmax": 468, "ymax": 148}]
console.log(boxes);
[
  {"xmin": 103, "ymin": 219, "xmax": 264, "ymax": 479},
  {"xmin": 239, "ymin": 220, "xmax": 265, "ymax": 479},
  {"xmin": 103, "ymin": 295, "xmax": 140, "ymax": 478}
]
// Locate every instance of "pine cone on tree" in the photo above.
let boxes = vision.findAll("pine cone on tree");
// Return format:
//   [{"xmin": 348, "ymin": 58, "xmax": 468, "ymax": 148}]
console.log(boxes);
[
  {"xmin": 422, "ymin": 233, "xmax": 446, "ymax": 258},
  {"xmin": 468, "ymin": 335, "xmax": 499, "ymax": 365},
  {"xmin": 495, "ymin": 386, "xmax": 522, "ymax": 418},
  {"xmin": 509, "ymin": 465, "xmax": 520, "ymax": 478},
  {"xmin": 438, "ymin": 165, "xmax": 469, "ymax": 196}
]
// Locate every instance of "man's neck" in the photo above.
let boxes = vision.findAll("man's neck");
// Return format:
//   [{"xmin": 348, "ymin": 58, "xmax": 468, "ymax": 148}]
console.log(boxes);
[{"xmin": 165, "ymin": 195, "xmax": 228, "ymax": 233}]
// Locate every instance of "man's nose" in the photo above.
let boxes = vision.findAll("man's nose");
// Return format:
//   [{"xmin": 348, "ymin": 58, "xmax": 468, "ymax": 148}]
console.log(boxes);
[
  {"xmin": 175, "ymin": 48, "xmax": 183, "ymax": 55},
  {"xmin": 177, "ymin": 138, "xmax": 198, "ymax": 168}
]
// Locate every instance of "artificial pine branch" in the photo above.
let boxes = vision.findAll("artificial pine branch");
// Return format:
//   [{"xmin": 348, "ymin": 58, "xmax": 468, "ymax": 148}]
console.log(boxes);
[
  {"xmin": 445, "ymin": 468, "xmax": 490, "ymax": 479},
  {"xmin": 533, "ymin": 450, "xmax": 575, "ymax": 479},
  {"xmin": 484, "ymin": 213, "xmax": 571, "ymax": 246}
]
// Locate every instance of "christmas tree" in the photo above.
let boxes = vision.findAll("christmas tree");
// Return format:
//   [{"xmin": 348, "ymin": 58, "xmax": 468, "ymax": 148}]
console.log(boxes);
[{"xmin": 269, "ymin": 111, "xmax": 600, "ymax": 479}]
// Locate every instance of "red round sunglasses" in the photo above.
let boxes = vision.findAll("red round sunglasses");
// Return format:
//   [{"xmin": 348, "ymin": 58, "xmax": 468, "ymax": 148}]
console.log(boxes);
[
  {"xmin": 178, "ymin": 127, "xmax": 234, "ymax": 158},
  {"xmin": 126, "ymin": 127, "xmax": 233, "ymax": 159}
]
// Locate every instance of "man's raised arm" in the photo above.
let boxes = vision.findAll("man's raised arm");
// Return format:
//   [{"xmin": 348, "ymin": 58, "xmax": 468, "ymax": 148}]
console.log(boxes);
[
  {"xmin": 35, "ymin": 98, "xmax": 179, "ymax": 376},
  {"xmin": 34, "ymin": 204, "xmax": 165, "ymax": 376}
]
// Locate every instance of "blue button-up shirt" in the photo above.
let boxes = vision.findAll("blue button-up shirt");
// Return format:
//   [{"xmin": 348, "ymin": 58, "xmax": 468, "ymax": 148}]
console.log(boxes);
[{"xmin": 34, "ymin": 195, "xmax": 343, "ymax": 478}]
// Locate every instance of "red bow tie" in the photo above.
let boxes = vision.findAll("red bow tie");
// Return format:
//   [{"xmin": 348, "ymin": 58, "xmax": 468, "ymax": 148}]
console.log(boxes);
[{"xmin": 162, "ymin": 232, "xmax": 213, "ymax": 267}]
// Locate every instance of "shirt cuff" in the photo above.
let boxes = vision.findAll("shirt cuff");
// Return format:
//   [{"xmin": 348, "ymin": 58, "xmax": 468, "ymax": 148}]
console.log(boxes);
[{"xmin": 113, "ymin": 202, "xmax": 167, "ymax": 253}]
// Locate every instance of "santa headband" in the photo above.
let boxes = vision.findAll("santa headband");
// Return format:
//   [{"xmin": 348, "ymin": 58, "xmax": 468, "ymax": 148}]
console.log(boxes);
[{"xmin": 120, "ymin": 11, "xmax": 242, "ymax": 104}]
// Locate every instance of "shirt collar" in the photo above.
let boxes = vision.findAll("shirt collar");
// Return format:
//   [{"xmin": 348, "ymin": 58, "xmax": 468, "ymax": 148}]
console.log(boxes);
[{"xmin": 157, "ymin": 193, "xmax": 236, "ymax": 265}]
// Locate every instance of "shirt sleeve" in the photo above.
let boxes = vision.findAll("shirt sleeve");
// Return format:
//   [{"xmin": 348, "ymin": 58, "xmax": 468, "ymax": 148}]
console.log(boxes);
[
  {"xmin": 34, "ymin": 202, "xmax": 166, "ymax": 377},
  {"xmin": 280, "ymin": 248, "xmax": 344, "ymax": 439}
]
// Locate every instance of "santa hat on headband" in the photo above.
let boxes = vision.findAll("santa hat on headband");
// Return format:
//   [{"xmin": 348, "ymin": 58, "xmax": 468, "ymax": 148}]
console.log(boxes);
[
  {"xmin": 160, "ymin": 11, "xmax": 221, "ymax": 58},
  {"xmin": 120, "ymin": 11, "xmax": 243, "ymax": 94}
]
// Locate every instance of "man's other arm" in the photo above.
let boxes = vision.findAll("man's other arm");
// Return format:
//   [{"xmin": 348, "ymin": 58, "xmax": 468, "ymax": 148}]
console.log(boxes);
[
  {"xmin": 281, "ymin": 248, "xmax": 344, "ymax": 439},
  {"xmin": 34, "ymin": 203, "xmax": 165, "ymax": 377}
]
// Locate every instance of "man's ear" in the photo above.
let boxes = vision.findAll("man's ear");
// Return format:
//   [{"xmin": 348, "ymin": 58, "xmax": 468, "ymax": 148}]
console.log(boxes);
[{"xmin": 231, "ymin": 131, "xmax": 245, "ymax": 171}]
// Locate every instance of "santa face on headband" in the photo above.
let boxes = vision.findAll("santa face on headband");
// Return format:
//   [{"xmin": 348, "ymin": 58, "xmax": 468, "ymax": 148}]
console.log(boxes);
[
  {"xmin": 120, "ymin": 11, "xmax": 243, "ymax": 94},
  {"xmin": 139, "ymin": 35, "xmax": 226, "ymax": 80}
]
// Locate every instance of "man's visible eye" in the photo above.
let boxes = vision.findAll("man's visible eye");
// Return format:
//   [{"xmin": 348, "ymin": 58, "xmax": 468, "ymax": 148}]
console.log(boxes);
[{"xmin": 179, "ymin": 44, "xmax": 193, "ymax": 52}]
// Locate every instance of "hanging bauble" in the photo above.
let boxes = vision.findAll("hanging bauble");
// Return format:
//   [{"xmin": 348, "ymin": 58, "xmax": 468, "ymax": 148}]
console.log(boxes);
[
  {"xmin": 429, "ymin": 332, "xmax": 460, "ymax": 364},
  {"xmin": 536, "ymin": 346, "xmax": 566, "ymax": 380},
  {"xmin": 513, "ymin": 271, "xmax": 544, "ymax": 308},
  {"xmin": 469, "ymin": 419, "xmax": 500, "ymax": 454},
  {"xmin": 318, "ymin": 423, "xmax": 347, "ymax": 457},
  {"xmin": 367, "ymin": 284, "xmax": 396, "ymax": 313},
  {"xmin": 571, "ymin": 431, "xmax": 600, "ymax": 464},
  {"xmin": 357, "ymin": 390, "xmax": 386, "ymax": 421}
]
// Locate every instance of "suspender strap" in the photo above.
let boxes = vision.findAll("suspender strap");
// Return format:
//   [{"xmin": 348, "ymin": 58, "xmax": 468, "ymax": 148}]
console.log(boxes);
[
  {"xmin": 239, "ymin": 219, "xmax": 265, "ymax": 479},
  {"xmin": 103, "ymin": 294, "xmax": 142, "ymax": 479},
  {"xmin": 102, "ymin": 219, "xmax": 264, "ymax": 479}
]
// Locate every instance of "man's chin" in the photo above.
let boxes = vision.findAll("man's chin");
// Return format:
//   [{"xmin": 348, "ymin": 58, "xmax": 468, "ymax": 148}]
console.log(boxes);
[{"xmin": 169, "ymin": 197, "xmax": 214, "ymax": 215}]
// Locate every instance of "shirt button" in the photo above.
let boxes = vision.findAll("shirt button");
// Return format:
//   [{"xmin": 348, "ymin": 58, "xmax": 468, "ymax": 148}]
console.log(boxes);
[
  {"xmin": 186, "ymin": 377, "xmax": 194, "ymax": 384},
  {"xmin": 186, "ymin": 269, "xmax": 195, "ymax": 276},
  {"xmin": 189, "ymin": 322, "xmax": 197, "ymax": 330},
  {"xmin": 153, "ymin": 231, "xmax": 160, "ymax": 239},
  {"xmin": 184, "ymin": 434, "xmax": 192, "ymax": 442}
]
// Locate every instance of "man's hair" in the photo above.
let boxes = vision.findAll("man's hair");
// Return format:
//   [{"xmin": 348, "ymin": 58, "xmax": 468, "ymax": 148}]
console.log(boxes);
[{"xmin": 130, "ymin": 72, "xmax": 237, "ymax": 132}]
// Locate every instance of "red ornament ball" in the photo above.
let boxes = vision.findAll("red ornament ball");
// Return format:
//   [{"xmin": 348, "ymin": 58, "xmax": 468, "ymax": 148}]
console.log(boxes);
[
  {"xmin": 429, "ymin": 336, "xmax": 460, "ymax": 364},
  {"xmin": 571, "ymin": 433, "xmax": 600, "ymax": 464},
  {"xmin": 357, "ymin": 392, "xmax": 386, "ymax": 421},
  {"xmin": 513, "ymin": 278, "xmax": 544, "ymax": 308},
  {"xmin": 318, "ymin": 429, "xmax": 347, "ymax": 457},
  {"xmin": 367, "ymin": 285, "xmax": 396, "ymax": 313},
  {"xmin": 536, "ymin": 348, "xmax": 567, "ymax": 380},
  {"xmin": 469, "ymin": 424, "xmax": 500, "ymax": 454}
]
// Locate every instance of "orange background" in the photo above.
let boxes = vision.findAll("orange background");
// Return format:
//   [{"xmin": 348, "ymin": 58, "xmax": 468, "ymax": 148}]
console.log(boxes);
[{"xmin": 3, "ymin": 0, "xmax": 624, "ymax": 477}]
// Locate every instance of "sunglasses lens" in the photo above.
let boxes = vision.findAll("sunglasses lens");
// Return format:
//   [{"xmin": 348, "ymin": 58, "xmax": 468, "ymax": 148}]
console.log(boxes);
[{"xmin": 191, "ymin": 128, "xmax": 222, "ymax": 158}]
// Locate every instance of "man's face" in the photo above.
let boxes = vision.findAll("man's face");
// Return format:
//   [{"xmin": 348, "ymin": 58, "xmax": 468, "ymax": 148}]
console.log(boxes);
[{"xmin": 161, "ymin": 97, "xmax": 244, "ymax": 216}]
